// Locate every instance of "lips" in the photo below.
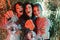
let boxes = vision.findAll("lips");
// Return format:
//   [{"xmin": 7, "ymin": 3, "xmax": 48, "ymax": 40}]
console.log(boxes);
[
  {"xmin": 28, "ymin": 11, "xmax": 30, "ymax": 13},
  {"xmin": 19, "ymin": 11, "xmax": 22, "ymax": 12}
]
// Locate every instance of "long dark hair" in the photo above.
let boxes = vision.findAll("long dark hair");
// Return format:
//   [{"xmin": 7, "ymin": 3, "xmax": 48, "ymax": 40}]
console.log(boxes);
[
  {"xmin": 23, "ymin": 2, "xmax": 33, "ymax": 20},
  {"xmin": 14, "ymin": 2, "xmax": 23, "ymax": 13}
]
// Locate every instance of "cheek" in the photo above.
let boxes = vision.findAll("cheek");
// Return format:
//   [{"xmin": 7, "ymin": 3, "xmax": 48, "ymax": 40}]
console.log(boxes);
[
  {"xmin": 33, "ymin": 10, "xmax": 37, "ymax": 15},
  {"xmin": 16, "ymin": 9, "xmax": 19, "ymax": 12},
  {"xmin": 30, "ymin": 10, "xmax": 32, "ymax": 13},
  {"xmin": 30, "ymin": 8, "xmax": 32, "ymax": 11},
  {"xmin": 35, "ymin": 11, "xmax": 40, "ymax": 15},
  {"xmin": 38, "ymin": 11, "xmax": 40, "ymax": 14},
  {"xmin": 34, "ymin": 12, "xmax": 36, "ymax": 15},
  {"xmin": 30, "ymin": 8, "xmax": 32, "ymax": 12}
]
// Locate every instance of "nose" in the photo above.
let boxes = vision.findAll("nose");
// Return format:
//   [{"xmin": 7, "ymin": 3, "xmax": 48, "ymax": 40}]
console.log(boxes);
[{"xmin": 35, "ymin": 11, "xmax": 38, "ymax": 14}]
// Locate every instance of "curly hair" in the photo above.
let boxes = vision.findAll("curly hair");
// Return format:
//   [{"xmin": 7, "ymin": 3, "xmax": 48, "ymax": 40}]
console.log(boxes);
[{"xmin": 14, "ymin": 2, "xmax": 23, "ymax": 13}]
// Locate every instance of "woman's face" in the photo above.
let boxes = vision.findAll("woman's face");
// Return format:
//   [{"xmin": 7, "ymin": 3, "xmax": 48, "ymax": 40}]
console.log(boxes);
[
  {"xmin": 25, "ymin": 4, "xmax": 32, "ymax": 17},
  {"xmin": 16, "ymin": 4, "xmax": 23, "ymax": 18},
  {"xmin": 33, "ymin": 6, "xmax": 40, "ymax": 17}
]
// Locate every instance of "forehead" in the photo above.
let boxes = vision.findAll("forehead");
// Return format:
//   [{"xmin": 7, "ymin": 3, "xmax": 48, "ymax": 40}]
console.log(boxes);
[
  {"xmin": 34, "ymin": 5, "xmax": 39, "ymax": 8},
  {"xmin": 33, "ymin": 6, "xmax": 39, "ymax": 10},
  {"xmin": 26, "ymin": 4, "xmax": 32, "ymax": 7},
  {"xmin": 16, "ymin": 4, "xmax": 22, "ymax": 8}
]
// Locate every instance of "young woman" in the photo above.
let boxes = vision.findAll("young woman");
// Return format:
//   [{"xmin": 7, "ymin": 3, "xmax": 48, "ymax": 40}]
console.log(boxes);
[
  {"xmin": 23, "ymin": 2, "xmax": 35, "ymax": 31},
  {"xmin": 14, "ymin": 2, "xmax": 25, "ymax": 40},
  {"xmin": 24, "ymin": 2, "xmax": 33, "ymax": 20},
  {"xmin": 32, "ymin": 3, "xmax": 42, "ymax": 21},
  {"xmin": 14, "ymin": 2, "xmax": 25, "ymax": 29},
  {"xmin": 33, "ymin": 3, "xmax": 51, "ymax": 40},
  {"xmin": 14, "ymin": 2, "xmax": 23, "ymax": 18},
  {"xmin": 22, "ymin": 2, "xmax": 35, "ymax": 40}
]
